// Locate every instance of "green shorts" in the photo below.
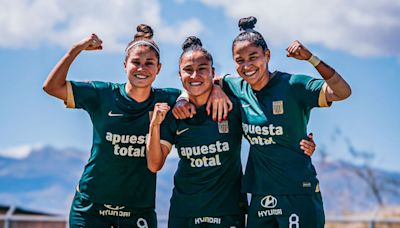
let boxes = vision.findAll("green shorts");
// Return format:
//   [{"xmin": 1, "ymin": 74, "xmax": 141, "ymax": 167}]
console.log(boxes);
[
  {"xmin": 69, "ymin": 191, "xmax": 157, "ymax": 228},
  {"xmin": 247, "ymin": 193, "xmax": 325, "ymax": 228},
  {"xmin": 168, "ymin": 214, "xmax": 245, "ymax": 228}
]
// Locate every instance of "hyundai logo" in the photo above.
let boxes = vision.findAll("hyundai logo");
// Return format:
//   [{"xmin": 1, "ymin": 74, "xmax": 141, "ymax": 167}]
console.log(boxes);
[{"xmin": 261, "ymin": 195, "xmax": 277, "ymax": 208}]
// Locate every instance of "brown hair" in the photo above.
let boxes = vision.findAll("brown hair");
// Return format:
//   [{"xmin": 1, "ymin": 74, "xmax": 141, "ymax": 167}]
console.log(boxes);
[{"xmin": 125, "ymin": 24, "xmax": 160, "ymax": 62}]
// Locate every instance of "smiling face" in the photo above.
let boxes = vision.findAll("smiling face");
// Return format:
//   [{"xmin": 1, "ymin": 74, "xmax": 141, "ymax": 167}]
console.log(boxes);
[
  {"xmin": 124, "ymin": 45, "xmax": 161, "ymax": 89},
  {"xmin": 179, "ymin": 50, "xmax": 214, "ymax": 103},
  {"xmin": 233, "ymin": 40, "xmax": 271, "ymax": 90}
]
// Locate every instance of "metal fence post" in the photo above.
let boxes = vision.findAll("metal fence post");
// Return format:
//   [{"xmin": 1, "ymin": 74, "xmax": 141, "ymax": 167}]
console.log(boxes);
[{"xmin": 4, "ymin": 205, "xmax": 16, "ymax": 228}]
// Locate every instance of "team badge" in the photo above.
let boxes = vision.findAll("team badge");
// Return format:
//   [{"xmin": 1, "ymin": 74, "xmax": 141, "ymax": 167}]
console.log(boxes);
[
  {"xmin": 218, "ymin": 120, "xmax": 229, "ymax": 133},
  {"xmin": 272, "ymin": 100, "xmax": 284, "ymax": 115}
]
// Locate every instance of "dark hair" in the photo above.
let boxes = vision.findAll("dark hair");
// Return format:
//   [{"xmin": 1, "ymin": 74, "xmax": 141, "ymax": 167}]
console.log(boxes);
[
  {"xmin": 125, "ymin": 24, "xmax": 160, "ymax": 62},
  {"xmin": 232, "ymin": 16, "xmax": 268, "ymax": 52},
  {"xmin": 179, "ymin": 36, "xmax": 213, "ymax": 66}
]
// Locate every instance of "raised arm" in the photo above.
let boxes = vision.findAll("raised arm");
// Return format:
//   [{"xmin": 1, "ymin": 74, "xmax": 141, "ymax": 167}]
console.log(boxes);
[
  {"xmin": 42, "ymin": 33, "xmax": 103, "ymax": 101},
  {"xmin": 147, "ymin": 103, "xmax": 171, "ymax": 173},
  {"xmin": 286, "ymin": 40, "xmax": 352, "ymax": 102}
]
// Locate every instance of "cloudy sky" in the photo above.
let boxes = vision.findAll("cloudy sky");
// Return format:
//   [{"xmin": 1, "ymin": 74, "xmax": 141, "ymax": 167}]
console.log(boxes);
[{"xmin": 1, "ymin": 0, "xmax": 399, "ymax": 171}]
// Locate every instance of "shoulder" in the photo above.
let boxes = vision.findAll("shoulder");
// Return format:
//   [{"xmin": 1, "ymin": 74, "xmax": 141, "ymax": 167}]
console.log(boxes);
[
  {"xmin": 154, "ymin": 88, "xmax": 181, "ymax": 96},
  {"xmin": 287, "ymin": 73, "xmax": 314, "ymax": 85},
  {"xmin": 223, "ymin": 74, "xmax": 243, "ymax": 85},
  {"xmin": 153, "ymin": 88, "xmax": 181, "ymax": 105},
  {"xmin": 74, "ymin": 81, "xmax": 115, "ymax": 90}
]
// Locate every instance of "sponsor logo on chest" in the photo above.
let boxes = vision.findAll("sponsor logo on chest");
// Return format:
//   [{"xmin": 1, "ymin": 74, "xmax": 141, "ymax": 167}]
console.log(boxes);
[
  {"xmin": 179, "ymin": 141, "xmax": 230, "ymax": 168},
  {"xmin": 242, "ymin": 123, "xmax": 283, "ymax": 146},
  {"xmin": 105, "ymin": 132, "xmax": 148, "ymax": 157}
]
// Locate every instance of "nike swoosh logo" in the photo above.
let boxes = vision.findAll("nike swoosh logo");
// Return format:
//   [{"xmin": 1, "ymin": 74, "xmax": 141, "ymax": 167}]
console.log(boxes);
[
  {"xmin": 176, "ymin": 128, "xmax": 189, "ymax": 135},
  {"xmin": 242, "ymin": 103, "xmax": 251, "ymax": 108},
  {"xmin": 108, "ymin": 111, "xmax": 124, "ymax": 117}
]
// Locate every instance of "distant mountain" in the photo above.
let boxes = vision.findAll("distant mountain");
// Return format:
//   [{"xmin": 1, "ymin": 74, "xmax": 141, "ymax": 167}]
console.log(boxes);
[
  {"xmin": 315, "ymin": 159, "xmax": 400, "ymax": 215},
  {"xmin": 0, "ymin": 146, "xmax": 87, "ymax": 214},
  {"xmin": 0, "ymin": 146, "xmax": 399, "ymax": 217}
]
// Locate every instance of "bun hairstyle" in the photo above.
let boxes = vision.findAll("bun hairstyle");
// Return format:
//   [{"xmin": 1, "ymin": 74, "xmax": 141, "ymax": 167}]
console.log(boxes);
[
  {"xmin": 238, "ymin": 16, "xmax": 257, "ymax": 31},
  {"xmin": 134, "ymin": 24, "xmax": 154, "ymax": 40},
  {"xmin": 125, "ymin": 24, "xmax": 160, "ymax": 62},
  {"xmin": 182, "ymin": 36, "xmax": 203, "ymax": 51},
  {"xmin": 232, "ymin": 16, "xmax": 268, "ymax": 52},
  {"xmin": 179, "ymin": 36, "xmax": 213, "ymax": 66}
]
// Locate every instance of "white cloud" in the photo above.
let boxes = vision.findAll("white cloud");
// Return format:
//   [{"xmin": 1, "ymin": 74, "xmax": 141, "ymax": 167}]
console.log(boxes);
[
  {"xmin": 0, "ymin": 0, "xmax": 204, "ymax": 52},
  {"xmin": 0, "ymin": 144, "xmax": 43, "ymax": 159},
  {"xmin": 200, "ymin": 0, "xmax": 400, "ymax": 57}
]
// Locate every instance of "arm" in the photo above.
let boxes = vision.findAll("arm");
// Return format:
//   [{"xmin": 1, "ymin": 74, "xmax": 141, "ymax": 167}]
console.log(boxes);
[
  {"xmin": 172, "ymin": 84, "xmax": 233, "ymax": 121},
  {"xmin": 42, "ymin": 34, "xmax": 103, "ymax": 101},
  {"xmin": 286, "ymin": 40, "xmax": 352, "ymax": 102},
  {"xmin": 147, "ymin": 103, "xmax": 171, "ymax": 173}
]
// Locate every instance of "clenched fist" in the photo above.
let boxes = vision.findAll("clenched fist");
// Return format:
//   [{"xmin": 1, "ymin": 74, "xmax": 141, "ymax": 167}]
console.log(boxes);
[
  {"xmin": 286, "ymin": 40, "xmax": 312, "ymax": 60},
  {"xmin": 74, "ymin": 33, "xmax": 103, "ymax": 51},
  {"xmin": 151, "ymin": 103, "xmax": 170, "ymax": 126}
]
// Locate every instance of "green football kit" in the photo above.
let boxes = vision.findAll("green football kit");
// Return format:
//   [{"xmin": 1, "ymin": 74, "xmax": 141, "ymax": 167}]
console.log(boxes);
[
  {"xmin": 65, "ymin": 81, "xmax": 180, "ymax": 228},
  {"xmin": 223, "ymin": 71, "xmax": 330, "ymax": 228},
  {"xmin": 160, "ymin": 97, "xmax": 246, "ymax": 228}
]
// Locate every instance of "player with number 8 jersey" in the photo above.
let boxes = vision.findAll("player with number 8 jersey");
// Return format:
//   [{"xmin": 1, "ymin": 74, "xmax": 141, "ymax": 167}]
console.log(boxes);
[{"xmin": 222, "ymin": 16, "xmax": 351, "ymax": 228}]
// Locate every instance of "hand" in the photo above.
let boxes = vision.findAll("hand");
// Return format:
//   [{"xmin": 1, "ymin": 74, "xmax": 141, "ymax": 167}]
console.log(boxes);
[
  {"xmin": 151, "ymin": 103, "xmax": 170, "ymax": 125},
  {"xmin": 172, "ymin": 99, "xmax": 196, "ymax": 119},
  {"xmin": 206, "ymin": 85, "xmax": 233, "ymax": 122},
  {"xmin": 75, "ymin": 33, "xmax": 103, "ymax": 51},
  {"xmin": 286, "ymin": 40, "xmax": 312, "ymax": 60},
  {"xmin": 300, "ymin": 133, "xmax": 316, "ymax": 156}
]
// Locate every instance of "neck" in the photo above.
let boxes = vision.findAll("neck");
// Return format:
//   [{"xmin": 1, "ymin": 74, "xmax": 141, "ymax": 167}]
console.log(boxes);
[
  {"xmin": 189, "ymin": 89, "xmax": 212, "ymax": 108},
  {"xmin": 251, "ymin": 70, "xmax": 270, "ymax": 91},
  {"xmin": 125, "ymin": 83, "xmax": 151, "ymax": 103}
]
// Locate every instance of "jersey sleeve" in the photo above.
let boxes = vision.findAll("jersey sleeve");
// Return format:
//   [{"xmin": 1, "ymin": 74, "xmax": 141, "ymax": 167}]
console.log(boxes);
[
  {"xmin": 155, "ymin": 88, "xmax": 182, "ymax": 107},
  {"xmin": 66, "ymin": 80, "xmax": 104, "ymax": 112},
  {"xmin": 289, "ymin": 74, "xmax": 330, "ymax": 109},
  {"xmin": 222, "ymin": 74, "xmax": 242, "ymax": 97},
  {"xmin": 159, "ymin": 112, "xmax": 177, "ymax": 152}
]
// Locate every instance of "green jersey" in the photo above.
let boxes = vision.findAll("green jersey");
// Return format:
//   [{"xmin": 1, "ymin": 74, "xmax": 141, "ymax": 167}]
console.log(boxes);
[
  {"xmin": 160, "ymin": 97, "xmax": 246, "ymax": 217},
  {"xmin": 223, "ymin": 71, "xmax": 330, "ymax": 195},
  {"xmin": 66, "ymin": 80, "xmax": 180, "ymax": 209}
]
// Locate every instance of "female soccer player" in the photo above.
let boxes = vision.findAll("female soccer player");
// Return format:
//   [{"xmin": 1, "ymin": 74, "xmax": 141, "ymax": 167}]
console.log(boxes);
[
  {"xmin": 147, "ymin": 36, "xmax": 247, "ymax": 227},
  {"xmin": 173, "ymin": 16, "xmax": 350, "ymax": 228},
  {"xmin": 42, "ymin": 24, "xmax": 229, "ymax": 228},
  {"xmin": 223, "ymin": 17, "xmax": 351, "ymax": 228}
]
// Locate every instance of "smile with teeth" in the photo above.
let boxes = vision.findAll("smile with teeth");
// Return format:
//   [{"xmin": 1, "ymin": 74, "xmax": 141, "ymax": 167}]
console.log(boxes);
[
  {"xmin": 243, "ymin": 70, "xmax": 257, "ymax": 77},
  {"xmin": 189, "ymin": 81, "xmax": 203, "ymax": 86},
  {"xmin": 134, "ymin": 74, "xmax": 149, "ymax": 79}
]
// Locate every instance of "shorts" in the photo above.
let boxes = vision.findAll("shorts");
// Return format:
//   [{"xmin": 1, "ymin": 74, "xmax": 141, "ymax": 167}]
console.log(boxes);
[
  {"xmin": 168, "ymin": 214, "xmax": 245, "ymax": 228},
  {"xmin": 247, "ymin": 193, "xmax": 324, "ymax": 228},
  {"xmin": 69, "ymin": 191, "xmax": 157, "ymax": 228}
]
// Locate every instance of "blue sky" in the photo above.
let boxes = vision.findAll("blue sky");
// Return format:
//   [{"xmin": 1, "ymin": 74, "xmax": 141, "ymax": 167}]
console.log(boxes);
[{"xmin": 1, "ymin": 0, "xmax": 399, "ymax": 171}]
